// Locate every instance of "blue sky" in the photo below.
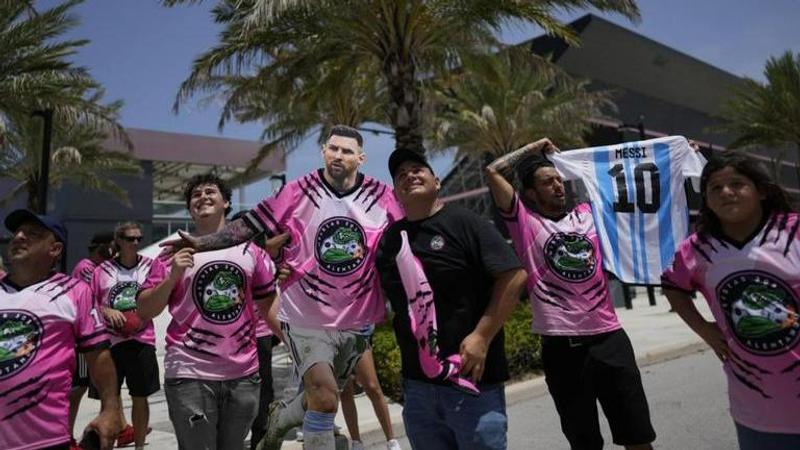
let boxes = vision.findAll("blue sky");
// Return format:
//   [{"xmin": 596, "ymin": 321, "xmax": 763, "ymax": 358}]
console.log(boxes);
[{"xmin": 38, "ymin": 0, "xmax": 800, "ymax": 202}]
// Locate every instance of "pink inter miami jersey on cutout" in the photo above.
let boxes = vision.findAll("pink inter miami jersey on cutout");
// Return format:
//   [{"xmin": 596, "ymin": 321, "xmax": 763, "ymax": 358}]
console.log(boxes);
[
  {"xmin": 243, "ymin": 170, "xmax": 403, "ymax": 330},
  {"xmin": 662, "ymin": 212, "xmax": 800, "ymax": 433},
  {"xmin": 501, "ymin": 195, "xmax": 621, "ymax": 336},
  {"xmin": 143, "ymin": 243, "xmax": 276, "ymax": 380},
  {"xmin": 91, "ymin": 256, "xmax": 159, "ymax": 347},
  {"xmin": 0, "ymin": 273, "xmax": 109, "ymax": 450},
  {"xmin": 71, "ymin": 258, "xmax": 97, "ymax": 284}
]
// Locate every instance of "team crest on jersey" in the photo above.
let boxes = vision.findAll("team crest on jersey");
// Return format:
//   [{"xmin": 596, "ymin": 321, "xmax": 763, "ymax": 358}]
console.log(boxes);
[
  {"xmin": 544, "ymin": 233, "xmax": 597, "ymax": 281},
  {"xmin": 718, "ymin": 271, "xmax": 800, "ymax": 355},
  {"xmin": 430, "ymin": 235, "xmax": 445, "ymax": 251},
  {"xmin": 192, "ymin": 261, "xmax": 246, "ymax": 324},
  {"xmin": 315, "ymin": 216, "xmax": 367, "ymax": 276},
  {"xmin": 0, "ymin": 310, "xmax": 43, "ymax": 380},
  {"xmin": 109, "ymin": 281, "xmax": 140, "ymax": 312}
]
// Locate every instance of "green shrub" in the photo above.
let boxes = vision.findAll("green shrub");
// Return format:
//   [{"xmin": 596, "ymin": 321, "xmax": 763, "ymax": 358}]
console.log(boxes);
[{"xmin": 372, "ymin": 302, "xmax": 541, "ymax": 403}]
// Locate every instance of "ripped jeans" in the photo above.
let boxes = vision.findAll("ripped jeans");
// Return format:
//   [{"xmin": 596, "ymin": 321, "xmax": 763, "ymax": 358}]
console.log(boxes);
[{"xmin": 164, "ymin": 374, "xmax": 261, "ymax": 450}]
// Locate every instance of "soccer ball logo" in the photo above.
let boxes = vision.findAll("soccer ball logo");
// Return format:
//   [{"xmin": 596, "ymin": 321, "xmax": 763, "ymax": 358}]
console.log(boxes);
[
  {"xmin": 109, "ymin": 281, "xmax": 140, "ymax": 312},
  {"xmin": 718, "ymin": 270, "xmax": 800, "ymax": 355},
  {"xmin": 0, "ymin": 310, "xmax": 43, "ymax": 380},
  {"xmin": 315, "ymin": 217, "xmax": 367, "ymax": 276},
  {"xmin": 544, "ymin": 233, "xmax": 597, "ymax": 282},
  {"xmin": 192, "ymin": 261, "xmax": 246, "ymax": 324}
]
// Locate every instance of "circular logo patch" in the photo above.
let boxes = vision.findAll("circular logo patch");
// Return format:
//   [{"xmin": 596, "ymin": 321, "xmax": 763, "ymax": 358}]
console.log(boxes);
[
  {"xmin": 544, "ymin": 233, "xmax": 597, "ymax": 282},
  {"xmin": 430, "ymin": 235, "xmax": 445, "ymax": 251},
  {"xmin": 192, "ymin": 261, "xmax": 246, "ymax": 324},
  {"xmin": 0, "ymin": 310, "xmax": 43, "ymax": 380},
  {"xmin": 109, "ymin": 281, "xmax": 140, "ymax": 312},
  {"xmin": 315, "ymin": 217, "xmax": 367, "ymax": 276},
  {"xmin": 718, "ymin": 270, "xmax": 800, "ymax": 355}
]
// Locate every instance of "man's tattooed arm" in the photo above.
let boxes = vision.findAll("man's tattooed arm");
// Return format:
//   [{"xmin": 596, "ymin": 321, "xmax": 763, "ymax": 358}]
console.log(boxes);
[
  {"xmin": 487, "ymin": 138, "xmax": 555, "ymax": 177},
  {"xmin": 193, "ymin": 218, "xmax": 257, "ymax": 252}
]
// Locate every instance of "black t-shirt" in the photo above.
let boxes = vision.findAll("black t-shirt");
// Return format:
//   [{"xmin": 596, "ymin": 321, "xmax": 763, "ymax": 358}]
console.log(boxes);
[{"xmin": 376, "ymin": 204, "xmax": 522, "ymax": 386}]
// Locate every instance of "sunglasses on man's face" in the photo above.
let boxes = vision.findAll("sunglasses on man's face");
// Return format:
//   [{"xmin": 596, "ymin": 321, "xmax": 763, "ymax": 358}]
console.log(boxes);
[{"xmin": 121, "ymin": 236, "xmax": 143, "ymax": 243}]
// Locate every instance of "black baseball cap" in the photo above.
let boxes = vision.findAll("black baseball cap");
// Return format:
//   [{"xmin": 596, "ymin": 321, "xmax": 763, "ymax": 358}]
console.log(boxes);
[
  {"xmin": 388, "ymin": 148, "xmax": 433, "ymax": 179},
  {"xmin": 4, "ymin": 209, "xmax": 67, "ymax": 244}
]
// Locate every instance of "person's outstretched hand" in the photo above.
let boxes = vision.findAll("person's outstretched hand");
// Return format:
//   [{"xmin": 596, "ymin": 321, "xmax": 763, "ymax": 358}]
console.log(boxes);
[{"xmin": 159, "ymin": 229, "xmax": 200, "ymax": 255}]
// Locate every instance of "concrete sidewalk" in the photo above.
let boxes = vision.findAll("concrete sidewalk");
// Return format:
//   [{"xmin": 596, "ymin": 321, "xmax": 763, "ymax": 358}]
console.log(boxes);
[{"xmin": 75, "ymin": 288, "xmax": 713, "ymax": 449}]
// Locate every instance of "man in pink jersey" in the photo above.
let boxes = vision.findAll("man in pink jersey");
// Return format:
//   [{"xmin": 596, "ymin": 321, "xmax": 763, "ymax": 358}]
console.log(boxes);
[
  {"xmin": 485, "ymin": 139, "xmax": 656, "ymax": 450},
  {"xmin": 376, "ymin": 149, "xmax": 526, "ymax": 450},
  {"xmin": 138, "ymin": 174, "xmax": 277, "ymax": 450},
  {"xmin": 92, "ymin": 222, "xmax": 160, "ymax": 450},
  {"xmin": 69, "ymin": 231, "xmax": 115, "ymax": 442},
  {"xmin": 0, "ymin": 209, "xmax": 122, "ymax": 450},
  {"xmin": 163, "ymin": 126, "xmax": 403, "ymax": 450}
]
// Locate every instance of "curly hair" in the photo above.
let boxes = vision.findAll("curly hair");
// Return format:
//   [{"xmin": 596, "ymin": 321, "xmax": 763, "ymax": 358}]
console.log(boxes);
[
  {"xmin": 183, "ymin": 174, "xmax": 233, "ymax": 216},
  {"xmin": 697, "ymin": 152, "xmax": 794, "ymax": 237}
]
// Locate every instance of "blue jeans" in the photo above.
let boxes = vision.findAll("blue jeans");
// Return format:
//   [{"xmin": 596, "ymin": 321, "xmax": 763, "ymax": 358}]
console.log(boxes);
[
  {"xmin": 736, "ymin": 423, "xmax": 800, "ymax": 450},
  {"xmin": 402, "ymin": 378, "xmax": 507, "ymax": 450}
]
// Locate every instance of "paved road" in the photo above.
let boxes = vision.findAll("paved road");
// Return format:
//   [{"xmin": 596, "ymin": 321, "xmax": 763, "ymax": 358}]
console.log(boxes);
[{"xmin": 370, "ymin": 349, "xmax": 737, "ymax": 449}]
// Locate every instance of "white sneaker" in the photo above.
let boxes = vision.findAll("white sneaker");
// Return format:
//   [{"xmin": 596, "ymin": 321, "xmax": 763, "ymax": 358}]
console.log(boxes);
[
  {"xmin": 351, "ymin": 440, "xmax": 366, "ymax": 450},
  {"xmin": 387, "ymin": 439, "xmax": 401, "ymax": 450}
]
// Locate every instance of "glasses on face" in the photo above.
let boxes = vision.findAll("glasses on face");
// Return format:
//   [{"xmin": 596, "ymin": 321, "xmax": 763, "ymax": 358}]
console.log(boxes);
[{"xmin": 121, "ymin": 236, "xmax": 143, "ymax": 243}]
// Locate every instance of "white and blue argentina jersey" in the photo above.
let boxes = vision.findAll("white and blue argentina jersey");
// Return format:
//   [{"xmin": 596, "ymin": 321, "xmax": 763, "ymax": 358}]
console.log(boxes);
[{"xmin": 550, "ymin": 136, "xmax": 706, "ymax": 285}]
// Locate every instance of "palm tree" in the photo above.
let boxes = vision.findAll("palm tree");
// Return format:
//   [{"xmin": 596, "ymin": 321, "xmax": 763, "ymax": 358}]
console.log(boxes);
[
  {"xmin": 429, "ymin": 48, "xmax": 612, "ymax": 159},
  {"xmin": 719, "ymin": 51, "xmax": 800, "ymax": 181},
  {"xmin": 1, "ymin": 90, "xmax": 141, "ymax": 212},
  {"xmin": 164, "ymin": 0, "xmax": 639, "ymax": 156},
  {"xmin": 188, "ymin": 56, "xmax": 388, "ymax": 174},
  {"xmin": 0, "ymin": 0, "xmax": 138, "ymax": 210}
]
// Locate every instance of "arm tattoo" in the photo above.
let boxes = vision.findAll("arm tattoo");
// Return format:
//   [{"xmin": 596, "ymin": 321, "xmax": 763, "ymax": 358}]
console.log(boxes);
[
  {"xmin": 195, "ymin": 218, "xmax": 256, "ymax": 252},
  {"xmin": 487, "ymin": 142, "xmax": 542, "ymax": 175}
]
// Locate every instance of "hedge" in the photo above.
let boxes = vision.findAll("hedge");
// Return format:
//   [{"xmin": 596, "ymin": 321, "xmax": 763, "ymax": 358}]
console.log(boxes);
[{"xmin": 373, "ymin": 302, "xmax": 541, "ymax": 403}]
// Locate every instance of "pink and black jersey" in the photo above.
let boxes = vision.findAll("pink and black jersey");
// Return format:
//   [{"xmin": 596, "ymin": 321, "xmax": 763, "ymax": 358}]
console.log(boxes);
[
  {"xmin": 91, "ymin": 255, "xmax": 160, "ymax": 347},
  {"xmin": 0, "ymin": 273, "xmax": 109, "ymax": 450},
  {"xmin": 71, "ymin": 258, "xmax": 97, "ymax": 284},
  {"xmin": 243, "ymin": 169, "xmax": 403, "ymax": 330},
  {"xmin": 142, "ymin": 243, "xmax": 276, "ymax": 380},
  {"xmin": 662, "ymin": 212, "xmax": 800, "ymax": 434},
  {"xmin": 501, "ymin": 195, "xmax": 621, "ymax": 336}
]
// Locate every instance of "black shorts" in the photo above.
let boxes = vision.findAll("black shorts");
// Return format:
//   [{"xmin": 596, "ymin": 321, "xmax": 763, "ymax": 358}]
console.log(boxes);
[
  {"xmin": 71, "ymin": 353, "xmax": 90, "ymax": 388},
  {"xmin": 542, "ymin": 328, "xmax": 656, "ymax": 449},
  {"xmin": 110, "ymin": 340, "xmax": 161, "ymax": 397}
]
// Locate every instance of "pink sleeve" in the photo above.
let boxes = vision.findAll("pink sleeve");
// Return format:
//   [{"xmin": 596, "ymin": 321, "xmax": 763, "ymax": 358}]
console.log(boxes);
[
  {"xmin": 661, "ymin": 237, "xmax": 699, "ymax": 293},
  {"xmin": 243, "ymin": 182, "xmax": 299, "ymax": 237},
  {"xmin": 90, "ymin": 266, "xmax": 103, "ymax": 306},
  {"xmin": 140, "ymin": 256, "xmax": 168, "ymax": 290},
  {"xmin": 382, "ymin": 188, "xmax": 405, "ymax": 223},
  {"xmin": 250, "ymin": 246, "xmax": 277, "ymax": 303},
  {"xmin": 498, "ymin": 194, "xmax": 538, "ymax": 243},
  {"xmin": 73, "ymin": 283, "xmax": 110, "ymax": 352}
]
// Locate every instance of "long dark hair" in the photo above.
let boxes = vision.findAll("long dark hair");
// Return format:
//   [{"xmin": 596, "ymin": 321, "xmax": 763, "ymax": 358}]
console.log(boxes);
[{"xmin": 697, "ymin": 152, "xmax": 794, "ymax": 236}]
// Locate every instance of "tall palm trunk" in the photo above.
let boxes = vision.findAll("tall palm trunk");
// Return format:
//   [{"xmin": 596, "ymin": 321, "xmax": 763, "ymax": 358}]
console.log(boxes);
[
  {"xmin": 384, "ymin": 53, "xmax": 424, "ymax": 154},
  {"xmin": 26, "ymin": 178, "xmax": 41, "ymax": 212}
]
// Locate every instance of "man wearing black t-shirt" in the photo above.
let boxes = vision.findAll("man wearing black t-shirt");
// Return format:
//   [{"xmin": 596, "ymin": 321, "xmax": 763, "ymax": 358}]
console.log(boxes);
[{"xmin": 376, "ymin": 149, "xmax": 527, "ymax": 450}]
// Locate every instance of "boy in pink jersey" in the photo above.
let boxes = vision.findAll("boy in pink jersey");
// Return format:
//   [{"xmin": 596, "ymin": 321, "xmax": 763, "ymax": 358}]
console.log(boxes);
[
  {"xmin": 662, "ymin": 153, "xmax": 800, "ymax": 450},
  {"xmin": 138, "ymin": 174, "xmax": 277, "ymax": 450},
  {"xmin": 164, "ymin": 126, "xmax": 403, "ymax": 450},
  {"xmin": 69, "ymin": 231, "xmax": 115, "ymax": 442},
  {"xmin": 0, "ymin": 209, "xmax": 122, "ymax": 450},
  {"xmin": 91, "ymin": 222, "xmax": 160, "ymax": 450},
  {"xmin": 485, "ymin": 139, "xmax": 656, "ymax": 450}
]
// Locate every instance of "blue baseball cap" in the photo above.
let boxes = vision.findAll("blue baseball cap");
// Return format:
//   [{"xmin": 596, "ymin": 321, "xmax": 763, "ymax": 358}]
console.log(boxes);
[{"xmin": 4, "ymin": 209, "xmax": 67, "ymax": 244}]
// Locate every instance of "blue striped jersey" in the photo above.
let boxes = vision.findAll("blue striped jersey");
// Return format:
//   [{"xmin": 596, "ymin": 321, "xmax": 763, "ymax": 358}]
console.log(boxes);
[{"xmin": 551, "ymin": 136, "xmax": 705, "ymax": 284}]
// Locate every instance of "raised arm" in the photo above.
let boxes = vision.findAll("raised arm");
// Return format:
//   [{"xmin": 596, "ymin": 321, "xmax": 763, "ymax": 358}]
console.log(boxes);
[
  {"xmin": 161, "ymin": 218, "xmax": 257, "ymax": 253},
  {"xmin": 485, "ymin": 138, "xmax": 557, "ymax": 212}
]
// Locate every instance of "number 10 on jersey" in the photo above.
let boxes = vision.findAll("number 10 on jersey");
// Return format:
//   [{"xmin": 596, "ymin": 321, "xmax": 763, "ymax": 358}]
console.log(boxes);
[{"xmin": 608, "ymin": 163, "xmax": 661, "ymax": 213}]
